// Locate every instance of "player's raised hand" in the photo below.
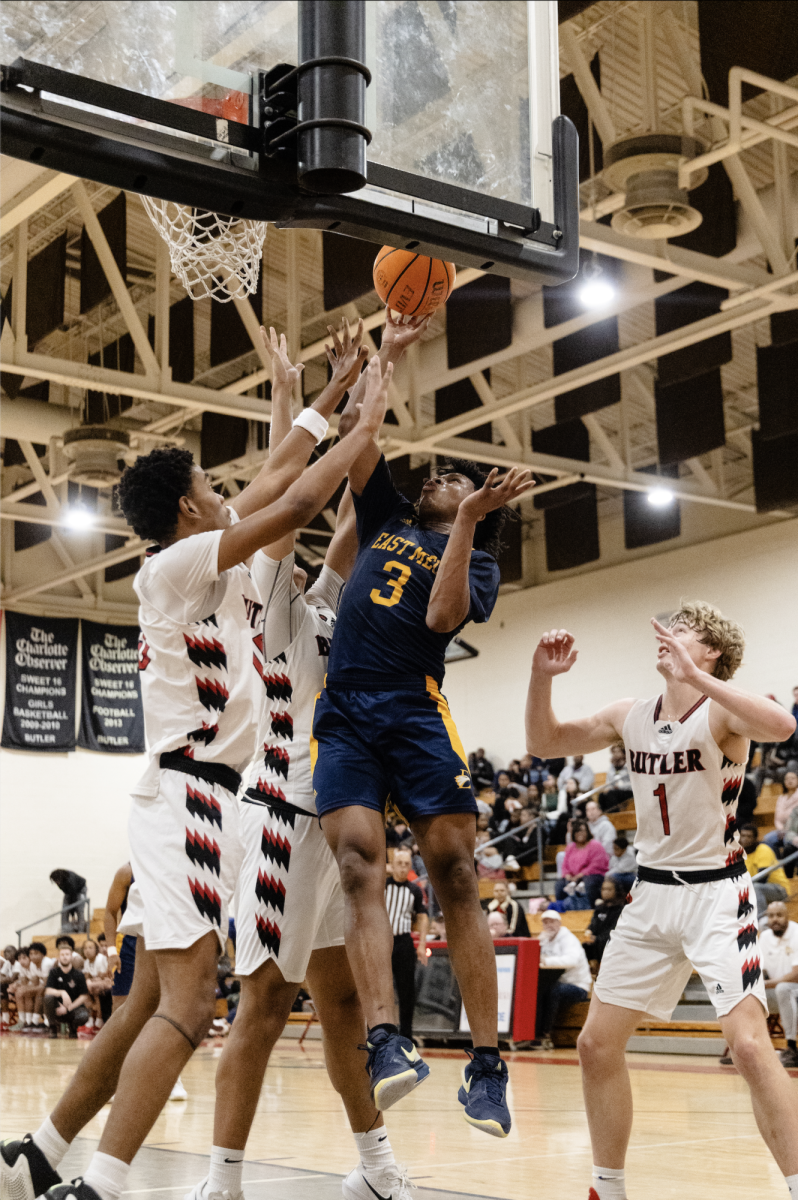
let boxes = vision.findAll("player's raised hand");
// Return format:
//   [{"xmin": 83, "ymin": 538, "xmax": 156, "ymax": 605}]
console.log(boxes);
[
  {"xmin": 355, "ymin": 356, "xmax": 393, "ymax": 437},
  {"xmin": 532, "ymin": 629, "xmax": 578, "ymax": 676},
  {"xmin": 459, "ymin": 467, "xmax": 534, "ymax": 521},
  {"xmin": 651, "ymin": 618, "xmax": 701, "ymax": 685},
  {"xmin": 261, "ymin": 326, "xmax": 304, "ymax": 390},
  {"xmin": 325, "ymin": 316, "xmax": 368, "ymax": 391},
  {"xmin": 382, "ymin": 308, "xmax": 432, "ymax": 352}
]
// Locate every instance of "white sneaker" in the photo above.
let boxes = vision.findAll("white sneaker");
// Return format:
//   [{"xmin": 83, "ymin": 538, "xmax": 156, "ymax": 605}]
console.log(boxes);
[
  {"xmin": 183, "ymin": 1181, "xmax": 242, "ymax": 1200},
  {"xmin": 503, "ymin": 856, "xmax": 521, "ymax": 872},
  {"xmin": 169, "ymin": 1077, "xmax": 188, "ymax": 1101},
  {"xmin": 342, "ymin": 1164, "xmax": 415, "ymax": 1200}
]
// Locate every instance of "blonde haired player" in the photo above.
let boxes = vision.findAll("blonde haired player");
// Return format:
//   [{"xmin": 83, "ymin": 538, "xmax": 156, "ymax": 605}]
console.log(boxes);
[{"xmin": 525, "ymin": 602, "xmax": 798, "ymax": 1200}]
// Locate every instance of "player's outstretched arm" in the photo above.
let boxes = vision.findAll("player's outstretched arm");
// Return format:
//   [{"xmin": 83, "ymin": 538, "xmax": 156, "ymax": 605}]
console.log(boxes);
[
  {"xmin": 426, "ymin": 467, "xmax": 532, "ymax": 633},
  {"xmin": 324, "ymin": 484, "xmax": 358, "ymax": 581},
  {"xmin": 525, "ymin": 629, "xmax": 634, "ymax": 757},
  {"xmin": 218, "ymin": 358, "xmax": 391, "ymax": 572},
  {"xmin": 651, "ymin": 618, "xmax": 797, "ymax": 743},
  {"xmin": 232, "ymin": 321, "xmax": 367, "ymax": 520}
]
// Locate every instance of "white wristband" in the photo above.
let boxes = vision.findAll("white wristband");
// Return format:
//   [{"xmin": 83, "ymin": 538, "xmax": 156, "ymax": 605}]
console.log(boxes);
[{"xmin": 293, "ymin": 408, "xmax": 329, "ymax": 446}]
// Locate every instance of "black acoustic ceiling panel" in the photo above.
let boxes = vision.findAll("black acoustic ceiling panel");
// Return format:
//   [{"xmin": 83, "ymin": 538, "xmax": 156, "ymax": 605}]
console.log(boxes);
[
  {"xmin": 435, "ymin": 373, "xmax": 492, "ymax": 443},
  {"xmin": 87, "ymin": 333, "xmax": 134, "ymax": 422},
  {"xmin": 752, "ymin": 429, "xmax": 798, "ymax": 511},
  {"xmin": 532, "ymin": 418, "xmax": 594, "ymax": 510},
  {"xmin": 666, "ymin": 164, "xmax": 736, "ymax": 259},
  {"xmin": 698, "ymin": 1, "xmax": 798, "ymax": 108},
  {"xmin": 201, "ymin": 411, "xmax": 249, "ymax": 471},
  {"xmin": 552, "ymin": 315, "xmax": 620, "ymax": 422},
  {"xmin": 623, "ymin": 464, "xmax": 681, "ymax": 550},
  {"xmin": 655, "ymin": 281, "xmax": 731, "ymax": 388},
  {"xmin": 80, "ymin": 192, "xmax": 126, "ymax": 313},
  {"xmin": 497, "ymin": 515, "xmax": 523, "ymax": 584},
  {"xmin": 147, "ymin": 296, "xmax": 195, "ymax": 384},
  {"xmin": 655, "ymin": 370, "xmax": 726, "ymax": 465},
  {"xmin": 445, "ymin": 274, "xmax": 512, "ymax": 370},
  {"xmin": 544, "ymin": 487, "xmax": 600, "ymax": 572},
  {"xmin": 322, "ymin": 231, "xmax": 378, "ymax": 311},
  {"xmin": 770, "ymin": 309, "xmax": 798, "ymax": 348},
  {"xmin": 559, "ymin": 53, "xmax": 602, "ymax": 183},
  {"xmin": 756, "ymin": 342, "xmax": 798, "ymax": 439}
]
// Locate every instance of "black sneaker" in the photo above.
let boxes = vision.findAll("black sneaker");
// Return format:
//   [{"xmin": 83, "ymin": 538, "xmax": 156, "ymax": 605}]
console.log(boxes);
[
  {"xmin": 44, "ymin": 1181, "xmax": 103, "ymax": 1200},
  {"xmin": 1, "ymin": 1134, "xmax": 62, "ymax": 1200}
]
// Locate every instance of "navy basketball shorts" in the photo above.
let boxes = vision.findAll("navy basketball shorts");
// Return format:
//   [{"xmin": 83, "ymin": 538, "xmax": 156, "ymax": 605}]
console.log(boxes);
[
  {"xmin": 111, "ymin": 934, "xmax": 137, "ymax": 997},
  {"xmin": 311, "ymin": 676, "xmax": 479, "ymax": 823}
]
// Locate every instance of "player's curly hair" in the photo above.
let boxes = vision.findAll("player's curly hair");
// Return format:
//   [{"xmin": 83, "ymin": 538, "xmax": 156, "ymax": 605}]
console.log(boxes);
[
  {"xmin": 116, "ymin": 447, "xmax": 196, "ymax": 544},
  {"xmin": 435, "ymin": 458, "xmax": 519, "ymax": 560},
  {"xmin": 668, "ymin": 600, "xmax": 745, "ymax": 681}
]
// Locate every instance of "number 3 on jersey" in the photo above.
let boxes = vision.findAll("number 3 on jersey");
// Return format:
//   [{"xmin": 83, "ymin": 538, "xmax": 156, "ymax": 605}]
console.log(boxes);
[
  {"xmin": 370, "ymin": 560, "xmax": 412, "ymax": 608},
  {"xmin": 654, "ymin": 782, "xmax": 670, "ymax": 835}
]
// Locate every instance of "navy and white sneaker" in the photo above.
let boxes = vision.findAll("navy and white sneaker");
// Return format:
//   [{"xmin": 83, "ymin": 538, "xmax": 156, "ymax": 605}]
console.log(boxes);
[
  {"xmin": 43, "ymin": 1181, "xmax": 102, "ymax": 1200},
  {"xmin": 457, "ymin": 1049, "xmax": 511, "ymax": 1137},
  {"xmin": 1, "ymin": 1135, "xmax": 61, "ymax": 1200},
  {"xmin": 363, "ymin": 1028, "xmax": 429, "ymax": 1111}
]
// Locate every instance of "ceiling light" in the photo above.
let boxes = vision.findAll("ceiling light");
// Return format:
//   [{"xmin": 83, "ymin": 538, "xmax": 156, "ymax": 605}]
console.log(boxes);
[
  {"xmin": 647, "ymin": 487, "xmax": 674, "ymax": 508},
  {"xmin": 63, "ymin": 505, "xmax": 96, "ymax": 530},
  {"xmin": 579, "ymin": 262, "xmax": 615, "ymax": 309}
]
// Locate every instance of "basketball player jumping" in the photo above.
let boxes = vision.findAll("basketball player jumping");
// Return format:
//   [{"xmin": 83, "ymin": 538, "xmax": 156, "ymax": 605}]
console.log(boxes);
[
  {"xmin": 0, "ymin": 335, "xmax": 389, "ymax": 1200},
  {"xmin": 525, "ymin": 603, "xmax": 798, "ymax": 1200},
  {"xmin": 312, "ymin": 367, "xmax": 532, "ymax": 1136},
  {"xmin": 185, "ymin": 314, "xmax": 429, "ymax": 1200}
]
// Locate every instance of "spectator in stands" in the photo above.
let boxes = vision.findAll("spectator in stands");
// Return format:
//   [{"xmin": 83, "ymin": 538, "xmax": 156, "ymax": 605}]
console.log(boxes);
[
  {"xmin": 735, "ymin": 773, "xmax": 759, "ymax": 829},
  {"xmin": 555, "ymin": 820, "xmax": 609, "ymax": 908},
  {"xmin": 738, "ymin": 824, "xmax": 788, "ymax": 919},
  {"xmin": 428, "ymin": 916, "xmax": 447, "ymax": 942},
  {"xmin": 44, "ymin": 937, "xmax": 89, "ymax": 1038},
  {"xmin": 792, "ymin": 686, "xmax": 798, "ymax": 723},
  {"xmin": 494, "ymin": 768, "xmax": 512, "ymax": 792},
  {"xmin": 6, "ymin": 948, "xmax": 33, "ymax": 1029},
  {"xmin": 475, "ymin": 830, "xmax": 505, "ymax": 879},
  {"xmin": 598, "ymin": 743, "xmax": 633, "ymax": 813},
  {"xmin": 1, "ymin": 946, "xmax": 17, "ymax": 1027},
  {"xmin": 585, "ymin": 799, "xmax": 616, "ymax": 856},
  {"xmin": 15, "ymin": 941, "xmax": 54, "ymax": 1029},
  {"xmin": 468, "ymin": 748, "xmax": 494, "ymax": 792},
  {"xmin": 525, "ymin": 783, "xmax": 542, "ymax": 811},
  {"xmin": 487, "ymin": 880, "xmax": 530, "ymax": 937},
  {"xmin": 760, "ymin": 901, "xmax": 798, "ymax": 1069},
  {"xmin": 501, "ymin": 808, "xmax": 541, "ymax": 871},
  {"xmin": 80, "ymin": 938, "xmax": 113, "ymax": 1028},
  {"xmin": 535, "ymin": 910, "xmax": 592, "ymax": 1050},
  {"xmin": 558, "ymin": 755, "xmax": 594, "ymax": 794},
  {"xmin": 386, "ymin": 849, "xmax": 428, "ymax": 1041},
  {"xmin": 49, "ymin": 868, "xmax": 88, "ymax": 934},
  {"xmin": 385, "ymin": 815, "xmax": 413, "ymax": 857},
  {"xmin": 753, "ymin": 727, "xmax": 798, "ymax": 793},
  {"xmin": 583, "ymin": 878, "xmax": 626, "ymax": 965},
  {"xmin": 490, "ymin": 780, "xmax": 523, "ymax": 832},
  {"xmin": 507, "ymin": 759, "xmax": 524, "ymax": 785},
  {"xmin": 518, "ymin": 754, "xmax": 543, "ymax": 787},
  {"xmin": 783, "ymin": 800, "xmax": 798, "ymax": 879},
  {"xmin": 487, "ymin": 910, "xmax": 510, "ymax": 939},
  {"xmin": 763, "ymin": 771, "xmax": 798, "ymax": 857},
  {"xmin": 606, "ymin": 836, "xmax": 637, "ymax": 891}
]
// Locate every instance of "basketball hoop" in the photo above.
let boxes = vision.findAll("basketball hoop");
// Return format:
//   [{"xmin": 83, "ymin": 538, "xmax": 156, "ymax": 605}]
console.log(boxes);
[{"xmin": 141, "ymin": 197, "xmax": 267, "ymax": 302}]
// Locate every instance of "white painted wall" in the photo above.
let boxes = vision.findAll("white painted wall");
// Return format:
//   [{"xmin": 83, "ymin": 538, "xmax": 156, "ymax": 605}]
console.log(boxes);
[
  {"xmin": 1, "ymin": 515, "xmax": 796, "ymax": 941},
  {"xmin": 443, "ymin": 517, "xmax": 798, "ymax": 777}
]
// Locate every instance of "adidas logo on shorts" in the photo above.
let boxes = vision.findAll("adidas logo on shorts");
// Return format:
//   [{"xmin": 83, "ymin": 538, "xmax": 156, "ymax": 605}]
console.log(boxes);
[{"xmin": 715, "ymin": 983, "xmax": 724, "ymax": 993}]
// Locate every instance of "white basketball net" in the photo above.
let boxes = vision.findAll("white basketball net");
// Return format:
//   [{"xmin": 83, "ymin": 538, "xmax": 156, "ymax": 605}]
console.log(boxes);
[{"xmin": 141, "ymin": 197, "xmax": 267, "ymax": 302}]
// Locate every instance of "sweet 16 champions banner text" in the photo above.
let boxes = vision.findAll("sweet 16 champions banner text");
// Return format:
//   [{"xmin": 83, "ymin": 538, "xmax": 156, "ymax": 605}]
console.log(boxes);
[
  {"xmin": 78, "ymin": 620, "xmax": 144, "ymax": 753},
  {"xmin": 2, "ymin": 612, "xmax": 78, "ymax": 751}
]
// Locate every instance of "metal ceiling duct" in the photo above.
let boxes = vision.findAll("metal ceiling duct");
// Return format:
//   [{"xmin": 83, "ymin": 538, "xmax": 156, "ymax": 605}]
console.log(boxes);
[{"xmin": 603, "ymin": 135, "xmax": 708, "ymax": 240}]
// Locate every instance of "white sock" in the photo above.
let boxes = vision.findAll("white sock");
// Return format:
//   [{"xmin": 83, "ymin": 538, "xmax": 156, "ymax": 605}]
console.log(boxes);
[
  {"xmin": 592, "ymin": 1165, "xmax": 626, "ymax": 1200},
  {"xmin": 32, "ymin": 1013, "xmax": 41, "ymax": 1025},
  {"xmin": 207, "ymin": 1146, "xmax": 244, "ymax": 1195},
  {"xmin": 25, "ymin": 1012, "xmax": 32, "ymax": 1025},
  {"xmin": 786, "ymin": 1174, "xmax": 798, "ymax": 1196},
  {"xmin": 82, "ymin": 1152, "xmax": 130, "ymax": 1200},
  {"xmin": 33, "ymin": 1117, "xmax": 70, "ymax": 1170},
  {"xmin": 354, "ymin": 1128, "xmax": 395, "ymax": 1176}
]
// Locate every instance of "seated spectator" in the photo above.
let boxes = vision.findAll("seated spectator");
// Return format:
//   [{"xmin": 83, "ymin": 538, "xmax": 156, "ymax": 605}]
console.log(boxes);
[
  {"xmin": 763, "ymin": 771, "xmax": 798, "ymax": 857},
  {"xmin": 475, "ymin": 831, "xmax": 505, "ymax": 879},
  {"xmin": 585, "ymin": 799, "xmax": 616, "ymax": 856},
  {"xmin": 507, "ymin": 759, "xmax": 524, "ymax": 785},
  {"xmin": 468, "ymin": 747, "xmax": 495, "ymax": 792},
  {"xmin": 558, "ymin": 755, "xmax": 594, "ymax": 795},
  {"xmin": 501, "ymin": 808, "xmax": 541, "ymax": 871},
  {"xmin": 475, "ymin": 791, "xmax": 494, "ymax": 817},
  {"xmin": 555, "ymin": 820, "xmax": 609, "ymax": 908},
  {"xmin": 80, "ymin": 938, "xmax": 113, "ymax": 1028},
  {"xmin": 517, "ymin": 754, "xmax": 540, "ymax": 787},
  {"xmin": 583, "ymin": 879, "xmax": 626, "ymax": 964},
  {"xmin": 535, "ymin": 910, "xmax": 592, "ymax": 1050},
  {"xmin": 541, "ymin": 774, "xmax": 559, "ymax": 812},
  {"xmin": 487, "ymin": 910, "xmax": 510, "ymax": 939},
  {"xmin": 15, "ymin": 942, "xmax": 54, "ymax": 1030},
  {"xmin": 793, "ymin": 685, "xmax": 798, "ymax": 724},
  {"xmin": 428, "ymin": 916, "xmax": 447, "ymax": 942},
  {"xmin": 599, "ymin": 744, "xmax": 632, "ymax": 813},
  {"xmin": 739, "ymin": 824, "xmax": 788, "ymax": 919},
  {"xmin": 44, "ymin": 937, "xmax": 90, "ymax": 1038},
  {"xmin": 1, "ymin": 946, "xmax": 18, "ymax": 1027},
  {"xmin": 525, "ymin": 783, "xmax": 542, "ymax": 811},
  {"xmin": 487, "ymin": 880, "xmax": 530, "ymax": 937},
  {"xmin": 6, "ymin": 947, "xmax": 33, "ymax": 1029},
  {"xmin": 385, "ymin": 816, "xmax": 413, "ymax": 857},
  {"xmin": 548, "ymin": 780, "xmax": 583, "ymax": 846},
  {"xmin": 606, "ymin": 836, "xmax": 637, "ymax": 891},
  {"xmin": 783, "ymin": 800, "xmax": 798, "ymax": 879},
  {"xmin": 760, "ymin": 901, "xmax": 798, "ymax": 1069},
  {"xmin": 489, "ymin": 783, "xmax": 522, "ymax": 833},
  {"xmin": 735, "ymin": 774, "xmax": 758, "ymax": 829},
  {"xmin": 753, "ymin": 727, "xmax": 798, "ymax": 794}
]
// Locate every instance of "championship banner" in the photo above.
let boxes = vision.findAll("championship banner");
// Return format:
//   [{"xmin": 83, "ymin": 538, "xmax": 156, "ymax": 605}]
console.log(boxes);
[
  {"xmin": 2, "ymin": 612, "xmax": 78, "ymax": 751},
  {"xmin": 78, "ymin": 620, "xmax": 144, "ymax": 753}
]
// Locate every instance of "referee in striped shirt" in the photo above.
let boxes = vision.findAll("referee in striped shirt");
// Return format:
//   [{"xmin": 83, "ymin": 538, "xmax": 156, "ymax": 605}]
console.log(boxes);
[{"xmin": 386, "ymin": 848, "xmax": 429, "ymax": 1040}]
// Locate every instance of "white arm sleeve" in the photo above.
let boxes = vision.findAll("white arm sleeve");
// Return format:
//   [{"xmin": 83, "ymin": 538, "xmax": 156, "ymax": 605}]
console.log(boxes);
[
  {"xmin": 305, "ymin": 564, "xmax": 345, "ymax": 614},
  {"xmin": 252, "ymin": 550, "xmax": 306, "ymax": 661}
]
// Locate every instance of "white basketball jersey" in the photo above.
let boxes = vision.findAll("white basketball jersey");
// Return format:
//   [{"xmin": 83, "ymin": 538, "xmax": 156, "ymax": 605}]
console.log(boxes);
[
  {"xmin": 622, "ymin": 694, "xmax": 747, "ymax": 872},
  {"xmin": 245, "ymin": 554, "xmax": 344, "ymax": 815}
]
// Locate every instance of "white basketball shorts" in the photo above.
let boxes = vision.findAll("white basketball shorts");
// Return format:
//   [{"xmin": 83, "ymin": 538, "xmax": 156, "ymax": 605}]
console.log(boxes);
[
  {"xmin": 234, "ymin": 795, "xmax": 345, "ymax": 983},
  {"xmin": 594, "ymin": 873, "xmax": 767, "ymax": 1022},
  {"xmin": 127, "ymin": 766, "xmax": 242, "ymax": 953}
]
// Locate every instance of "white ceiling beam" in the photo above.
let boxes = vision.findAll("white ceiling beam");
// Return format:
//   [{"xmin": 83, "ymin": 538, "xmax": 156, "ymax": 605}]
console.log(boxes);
[
  {"xmin": 0, "ymin": 594, "xmax": 139, "ymax": 621},
  {"xmin": 2, "ymin": 538, "xmax": 148, "ymax": 604},
  {"xmin": 50, "ymin": 531, "xmax": 94, "ymax": 598},
  {"xmin": 560, "ymin": 24, "xmax": 617, "ymax": 146},
  {"xmin": 11, "ymin": 218, "xmax": 27, "ymax": 351},
  {"xmin": 721, "ymin": 156, "xmax": 791, "ymax": 278},
  {"xmin": 0, "ymin": 168, "xmax": 76, "ymax": 234},
  {"xmin": 467, "ymin": 372, "xmax": 523, "ymax": 452},
  {"xmin": 583, "ymin": 414, "xmax": 626, "ymax": 473},
  {"xmin": 1, "ymin": 499, "xmax": 132, "ymax": 538},
  {"xmin": 685, "ymin": 456, "xmax": 718, "ymax": 496}
]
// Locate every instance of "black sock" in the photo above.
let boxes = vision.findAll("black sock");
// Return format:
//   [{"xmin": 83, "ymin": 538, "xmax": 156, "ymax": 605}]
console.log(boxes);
[
  {"xmin": 370, "ymin": 1023, "xmax": 399, "ymax": 1038},
  {"xmin": 789, "ymin": 1039, "xmax": 797, "ymax": 1051},
  {"xmin": 473, "ymin": 1045, "xmax": 501, "ymax": 1058}
]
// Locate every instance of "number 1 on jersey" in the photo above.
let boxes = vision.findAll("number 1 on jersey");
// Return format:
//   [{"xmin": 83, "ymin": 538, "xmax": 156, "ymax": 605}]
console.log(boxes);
[{"xmin": 654, "ymin": 782, "xmax": 670, "ymax": 835}]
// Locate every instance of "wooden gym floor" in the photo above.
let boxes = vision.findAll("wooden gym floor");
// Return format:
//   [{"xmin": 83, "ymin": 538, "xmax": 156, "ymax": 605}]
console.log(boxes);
[{"xmin": 3, "ymin": 1036, "xmax": 796, "ymax": 1199}]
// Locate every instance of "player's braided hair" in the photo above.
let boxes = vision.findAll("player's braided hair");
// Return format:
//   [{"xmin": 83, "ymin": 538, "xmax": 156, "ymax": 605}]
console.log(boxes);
[
  {"xmin": 435, "ymin": 458, "xmax": 519, "ymax": 560},
  {"xmin": 117, "ymin": 447, "xmax": 196, "ymax": 544}
]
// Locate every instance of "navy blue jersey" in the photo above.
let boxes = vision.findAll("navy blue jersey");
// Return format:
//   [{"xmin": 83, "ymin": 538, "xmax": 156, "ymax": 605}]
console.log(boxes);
[{"xmin": 327, "ymin": 456, "xmax": 500, "ymax": 688}]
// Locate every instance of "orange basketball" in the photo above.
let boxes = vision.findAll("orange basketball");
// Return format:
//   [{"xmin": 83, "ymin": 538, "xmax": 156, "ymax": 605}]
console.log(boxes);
[{"xmin": 372, "ymin": 247, "xmax": 456, "ymax": 316}]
